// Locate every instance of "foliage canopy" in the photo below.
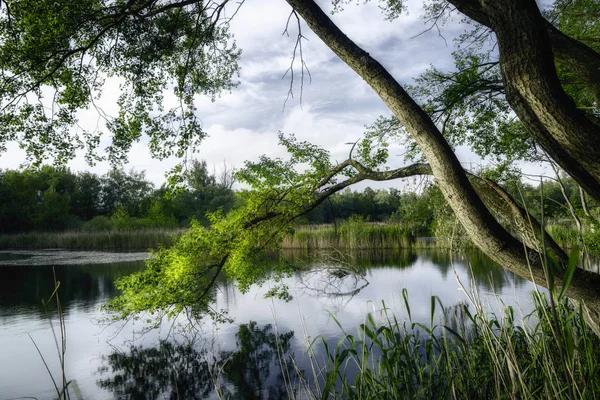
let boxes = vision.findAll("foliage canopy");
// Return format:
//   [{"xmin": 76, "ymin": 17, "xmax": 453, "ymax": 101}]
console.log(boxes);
[{"xmin": 0, "ymin": 0, "xmax": 240, "ymax": 166}]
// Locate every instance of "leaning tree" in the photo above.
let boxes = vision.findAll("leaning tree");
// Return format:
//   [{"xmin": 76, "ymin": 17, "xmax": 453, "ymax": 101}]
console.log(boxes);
[{"xmin": 1, "ymin": 0, "xmax": 600, "ymax": 328}]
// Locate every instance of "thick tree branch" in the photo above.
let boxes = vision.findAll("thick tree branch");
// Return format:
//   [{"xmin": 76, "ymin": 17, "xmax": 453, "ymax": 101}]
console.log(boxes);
[
  {"xmin": 285, "ymin": 0, "xmax": 534, "ymax": 272},
  {"xmin": 448, "ymin": 0, "xmax": 600, "ymax": 199},
  {"xmin": 451, "ymin": 0, "xmax": 600, "ymax": 107},
  {"xmin": 285, "ymin": 0, "xmax": 600, "ymax": 332}
]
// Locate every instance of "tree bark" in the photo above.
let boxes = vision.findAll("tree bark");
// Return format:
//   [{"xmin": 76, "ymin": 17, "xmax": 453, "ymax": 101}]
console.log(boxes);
[
  {"xmin": 285, "ymin": 0, "xmax": 600, "ymax": 332},
  {"xmin": 467, "ymin": 175, "xmax": 567, "ymax": 262},
  {"xmin": 449, "ymin": 0, "xmax": 600, "ymax": 201}
]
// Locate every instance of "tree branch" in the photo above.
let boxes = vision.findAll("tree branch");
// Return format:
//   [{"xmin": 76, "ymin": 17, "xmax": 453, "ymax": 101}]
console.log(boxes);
[{"xmin": 285, "ymin": 0, "xmax": 600, "ymax": 332}]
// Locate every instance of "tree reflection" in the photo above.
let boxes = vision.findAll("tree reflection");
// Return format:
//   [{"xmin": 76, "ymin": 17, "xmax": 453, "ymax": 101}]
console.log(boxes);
[
  {"xmin": 0, "ymin": 261, "xmax": 144, "ymax": 317},
  {"xmin": 294, "ymin": 250, "xmax": 372, "ymax": 313},
  {"xmin": 98, "ymin": 340, "xmax": 213, "ymax": 399},
  {"xmin": 219, "ymin": 321, "xmax": 296, "ymax": 400},
  {"xmin": 281, "ymin": 248, "xmax": 418, "ymax": 269},
  {"xmin": 98, "ymin": 322, "xmax": 298, "ymax": 400},
  {"xmin": 425, "ymin": 249, "xmax": 527, "ymax": 291}
]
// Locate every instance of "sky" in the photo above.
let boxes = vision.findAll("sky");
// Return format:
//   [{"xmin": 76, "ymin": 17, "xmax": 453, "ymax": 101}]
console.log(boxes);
[{"xmin": 0, "ymin": 0, "xmax": 547, "ymax": 188}]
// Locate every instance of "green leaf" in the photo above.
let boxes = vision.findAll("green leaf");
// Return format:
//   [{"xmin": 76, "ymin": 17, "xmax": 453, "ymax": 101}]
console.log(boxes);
[{"xmin": 559, "ymin": 246, "xmax": 580, "ymax": 300}]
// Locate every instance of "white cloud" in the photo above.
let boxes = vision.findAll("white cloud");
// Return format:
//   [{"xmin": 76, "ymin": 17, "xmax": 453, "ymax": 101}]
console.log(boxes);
[{"xmin": 0, "ymin": 0, "xmax": 482, "ymax": 188}]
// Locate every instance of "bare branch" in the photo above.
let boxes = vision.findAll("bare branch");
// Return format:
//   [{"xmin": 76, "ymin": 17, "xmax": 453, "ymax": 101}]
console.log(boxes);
[{"xmin": 282, "ymin": 10, "xmax": 311, "ymax": 110}]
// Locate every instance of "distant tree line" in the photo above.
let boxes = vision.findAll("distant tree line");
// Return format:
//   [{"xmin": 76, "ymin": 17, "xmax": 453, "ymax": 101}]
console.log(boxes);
[
  {"xmin": 0, "ymin": 160, "xmax": 236, "ymax": 233},
  {"xmin": 0, "ymin": 162, "xmax": 596, "ymax": 238},
  {"xmin": 302, "ymin": 186, "xmax": 437, "ymax": 237}
]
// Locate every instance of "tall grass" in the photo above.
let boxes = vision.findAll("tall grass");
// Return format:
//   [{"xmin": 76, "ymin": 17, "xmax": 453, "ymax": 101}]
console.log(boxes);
[
  {"xmin": 282, "ymin": 221, "xmax": 437, "ymax": 250},
  {"xmin": 28, "ymin": 268, "xmax": 75, "ymax": 399},
  {"xmin": 546, "ymin": 224, "xmax": 581, "ymax": 249},
  {"xmin": 1, "ymin": 221, "xmax": 435, "ymax": 251},
  {"xmin": 0, "ymin": 228, "xmax": 185, "ymax": 250},
  {"xmin": 297, "ymin": 289, "xmax": 600, "ymax": 400}
]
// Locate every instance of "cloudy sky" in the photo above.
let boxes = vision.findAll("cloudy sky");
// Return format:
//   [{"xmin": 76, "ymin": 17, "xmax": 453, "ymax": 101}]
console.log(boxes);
[{"xmin": 0, "ymin": 0, "xmax": 526, "ymax": 188}]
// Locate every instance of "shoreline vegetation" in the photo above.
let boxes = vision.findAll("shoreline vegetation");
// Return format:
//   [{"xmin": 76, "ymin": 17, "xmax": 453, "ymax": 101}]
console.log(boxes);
[
  {"xmin": 0, "ymin": 221, "xmax": 587, "ymax": 252},
  {"xmin": 282, "ymin": 223, "xmax": 439, "ymax": 250},
  {"xmin": 0, "ymin": 228, "xmax": 185, "ymax": 250},
  {"xmin": 304, "ymin": 291, "xmax": 600, "ymax": 399},
  {"xmin": 0, "ymin": 224, "xmax": 433, "ymax": 251}
]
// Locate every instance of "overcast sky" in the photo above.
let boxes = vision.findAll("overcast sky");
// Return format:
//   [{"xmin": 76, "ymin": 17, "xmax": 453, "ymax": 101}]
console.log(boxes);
[{"xmin": 0, "ymin": 0, "xmax": 545, "ymax": 188}]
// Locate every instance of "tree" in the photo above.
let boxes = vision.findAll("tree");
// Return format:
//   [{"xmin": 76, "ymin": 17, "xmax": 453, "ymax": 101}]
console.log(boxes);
[
  {"xmin": 99, "ymin": 169, "xmax": 154, "ymax": 216},
  {"xmin": 1, "ymin": 1, "xmax": 600, "ymax": 327},
  {"xmin": 0, "ymin": 0, "xmax": 240, "ymax": 168},
  {"xmin": 172, "ymin": 159, "xmax": 236, "ymax": 224},
  {"xmin": 0, "ymin": 166, "xmax": 79, "ymax": 232},
  {"xmin": 284, "ymin": 0, "xmax": 600, "ymax": 326},
  {"xmin": 70, "ymin": 172, "xmax": 103, "ymax": 221}
]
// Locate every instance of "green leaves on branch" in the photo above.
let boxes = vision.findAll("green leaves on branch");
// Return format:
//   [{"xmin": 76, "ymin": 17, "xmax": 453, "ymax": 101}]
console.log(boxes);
[
  {"xmin": 409, "ymin": 51, "xmax": 538, "ymax": 165},
  {"xmin": 105, "ymin": 133, "xmax": 431, "ymax": 321},
  {"xmin": 106, "ymin": 134, "xmax": 332, "ymax": 319},
  {"xmin": 0, "ymin": 0, "xmax": 240, "ymax": 166},
  {"xmin": 238, "ymin": 132, "xmax": 333, "ymax": 190}
]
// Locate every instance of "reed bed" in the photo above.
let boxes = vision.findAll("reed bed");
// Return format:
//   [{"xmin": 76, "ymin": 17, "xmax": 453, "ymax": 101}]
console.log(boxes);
[
  {"xmin": 282, "ymin": 222, "xmax": 437, "ymax": 250},
  {"xmin": 546, "ymin": 224, "xmax": 581, "ymax": 249},
  {"xmin": 546, "ymin": 224, "xmax": 600, "ymax": 258},
  {"xmin": 0, "ymin": 228, "xmax": 185, "ymax": 250},
  {"xmin": 297, "ymin": 289, "xmax": 600, "ymax": 400}
]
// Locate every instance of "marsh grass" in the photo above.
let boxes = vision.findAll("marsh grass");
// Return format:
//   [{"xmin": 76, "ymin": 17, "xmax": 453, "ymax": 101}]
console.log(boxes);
[
  {"xmin": 0, "ymin": 228, "xmax": 185, "ymax": 250},
  {"xmin": 282, "ymin": 221, "xmax": 437, "ymax": 250},
  {"xmin": 297, "ymin": 288, "xmax": 600, "ymax": 400},
  {"xmin": 28, "ymin": 268, "xmax": 74, "ymax": 400},
  {"xmin": 0, "ymin": 221, "xmax": 433, "ymax": 251},
  {"xmin": 296, "ymin": 245, "xmax": 600, "ymax": 400},
  {"xmin": 546, "ymin": 224, "xmax": 581, "ymax": 249}
]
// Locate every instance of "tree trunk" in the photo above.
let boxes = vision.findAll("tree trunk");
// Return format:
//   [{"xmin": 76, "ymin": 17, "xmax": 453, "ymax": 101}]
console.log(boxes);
[
  {"xmin": 285, "ymin": 0, "xmax": 600, "ymax": 333},
  {"xmin": 450, "ymin": 0, "xmax": 600, "ymax": 201},
  {"xmin": 467, "ymin": 174, "xmax": 567, "ymax": 263}
]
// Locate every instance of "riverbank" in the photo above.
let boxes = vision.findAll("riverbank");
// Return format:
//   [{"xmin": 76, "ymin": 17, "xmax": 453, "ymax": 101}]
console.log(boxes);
[
  {"xmin": 0, "ymin": 223, "xmax": 437, "ymax": 251},
  {"xmin": 0, "ymin": 229, "xmax": 185, "ymax": 250}
]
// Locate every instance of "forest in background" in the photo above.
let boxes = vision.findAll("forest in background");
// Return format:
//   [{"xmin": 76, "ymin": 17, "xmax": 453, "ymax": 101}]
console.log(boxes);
[{"xmin": 1, "ymin": 160, "xmax": 598, "ymax": 251}]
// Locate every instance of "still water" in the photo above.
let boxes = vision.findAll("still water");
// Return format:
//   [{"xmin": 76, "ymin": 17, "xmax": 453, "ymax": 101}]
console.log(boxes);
[{"xmin": 0, "ymin": 248, "xmax": 539, "ymax": 399}]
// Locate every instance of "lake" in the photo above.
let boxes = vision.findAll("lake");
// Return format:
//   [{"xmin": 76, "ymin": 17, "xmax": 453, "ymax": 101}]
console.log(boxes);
[{"xmin": 0, "ymin": 248, "xmax": 540, "ymax": 399}]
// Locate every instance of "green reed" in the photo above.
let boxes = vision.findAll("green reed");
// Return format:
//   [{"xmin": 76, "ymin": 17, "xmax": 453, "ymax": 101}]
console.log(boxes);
[
  {"xmin": 299, "ymin": 246, "xmax": 599, "ymax": 400},
  {"xmin": 282, "ymin": 221, "xmax": 438, "ymax": 250},
  {"xmin": 0, "ymin": 228, "xmax": 185, "ymax": 250},
  {"xmin": 300, "ymin": 289, "xmax": 600, "ymax": 400}
]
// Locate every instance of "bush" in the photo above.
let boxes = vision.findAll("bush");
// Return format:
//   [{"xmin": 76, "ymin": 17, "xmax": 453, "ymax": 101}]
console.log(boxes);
[{"xmin": 82, "ymin": 215, "xmax": 114, "ymax": 232}]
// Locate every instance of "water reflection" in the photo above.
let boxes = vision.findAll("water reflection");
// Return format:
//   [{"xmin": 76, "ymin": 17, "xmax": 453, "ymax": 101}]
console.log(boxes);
[
  {"xmin": 98, "ymin": 322, "xmax": 298, "ymax": 400},
  {"xmin": 0, "ymin": 261, "xmax": 145, "ymax": 317},
  {"xmin": 281, "ymin": 248, "xmax": 418, "ymax": 269},
  {"xmin": 282, "ymin": 248, "xmax": 527, "ymax": 293},
  {"xmin": 0, "ymin": 248, "xmax": 535, "ymax": 399},
  {"xmin": 98, "ymin": 340, "xmax": 214, "ymax": 399}
]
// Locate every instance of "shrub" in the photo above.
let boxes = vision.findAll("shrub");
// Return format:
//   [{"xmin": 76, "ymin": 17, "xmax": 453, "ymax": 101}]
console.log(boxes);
[{"xmin": 82, "ymin": 215, "xmax": 114, "ymax": 232}]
